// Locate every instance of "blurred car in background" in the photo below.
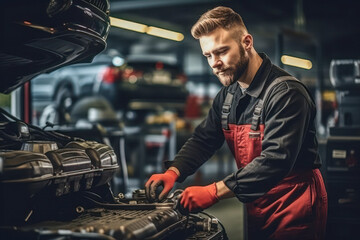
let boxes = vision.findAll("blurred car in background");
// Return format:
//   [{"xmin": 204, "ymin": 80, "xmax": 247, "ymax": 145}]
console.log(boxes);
[
  {"xmin": 31, "ymin": 49, "xmax": 124, "ymax": 124},
  {"xmin": 32, "ymin": 51, "xmax": 189, "ymax": 126}
]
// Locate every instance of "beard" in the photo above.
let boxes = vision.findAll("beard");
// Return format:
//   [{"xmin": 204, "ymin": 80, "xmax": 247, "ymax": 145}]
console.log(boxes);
[{"xmin": 216, "ymin": 44, "xmax": 249, "ymax": 87}]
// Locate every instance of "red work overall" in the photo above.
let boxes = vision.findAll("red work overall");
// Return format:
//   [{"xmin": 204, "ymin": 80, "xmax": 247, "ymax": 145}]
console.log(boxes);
[{"xmin": 222, "ymin": 77, "xmax": 328, "ymax": 240}]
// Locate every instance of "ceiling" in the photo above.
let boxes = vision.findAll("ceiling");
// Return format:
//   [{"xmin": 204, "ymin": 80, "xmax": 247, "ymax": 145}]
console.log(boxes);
[{"xmin": 107, "ymin": 0, "xmax": 360, "ymax": 75}]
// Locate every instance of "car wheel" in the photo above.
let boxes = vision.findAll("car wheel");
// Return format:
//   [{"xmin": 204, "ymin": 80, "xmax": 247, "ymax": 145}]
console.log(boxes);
[
  {"xmin": 55, "ymin": 85, "xmax": 74, "ymax": 109},
  {"xmin": 54, "ymin": 85, "xmax": 74, "ymax": 124},
  {"xmin": 39, "ymin": 104, "xmax": 59, "ymax": 127}
]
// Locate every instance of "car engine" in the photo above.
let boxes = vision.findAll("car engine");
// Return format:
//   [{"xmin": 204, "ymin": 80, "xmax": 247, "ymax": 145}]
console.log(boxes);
[{"xmin": 0, "ymin": 108, "xmax": 226, "ymax": 240}]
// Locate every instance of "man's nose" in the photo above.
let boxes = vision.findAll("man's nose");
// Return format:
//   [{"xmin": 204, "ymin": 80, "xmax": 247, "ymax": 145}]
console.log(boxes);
[{"xmin": 211, "ymin": 58, "xmax": 222, "ymax": 69}]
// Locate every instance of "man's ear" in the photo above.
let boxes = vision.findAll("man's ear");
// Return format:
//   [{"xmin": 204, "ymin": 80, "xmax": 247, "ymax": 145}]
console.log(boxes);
[{"xmin": 242, "ymin": 34, "xmax": 253, "ymax": 50}]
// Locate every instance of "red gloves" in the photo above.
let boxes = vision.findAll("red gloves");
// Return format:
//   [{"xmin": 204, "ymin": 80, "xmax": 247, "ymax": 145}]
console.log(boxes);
[
  {"xmin": 145, "ymin": 169, "xmax": 178, "ymax": 201},
  {"xmin": 180, "ymin": 183, "xmax": 219, "ymax": 213}
]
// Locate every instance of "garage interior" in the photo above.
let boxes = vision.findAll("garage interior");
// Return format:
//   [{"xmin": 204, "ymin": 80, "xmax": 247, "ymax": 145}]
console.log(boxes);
[{"xmin": 1, "ymin": 0, "xmax": 360, "ymax": 239}]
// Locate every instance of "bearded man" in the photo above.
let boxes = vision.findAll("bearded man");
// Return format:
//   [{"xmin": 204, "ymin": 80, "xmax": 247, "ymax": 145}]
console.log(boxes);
[{"xmin": 146, "ymin": 6, "xmax": 328, "ymax": 240}]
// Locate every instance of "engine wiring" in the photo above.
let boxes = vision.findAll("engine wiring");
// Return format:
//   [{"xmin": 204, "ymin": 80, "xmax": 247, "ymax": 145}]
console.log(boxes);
[{"xmin": 0, "ymin": 107, "xmax": 80, "ymax": 149}]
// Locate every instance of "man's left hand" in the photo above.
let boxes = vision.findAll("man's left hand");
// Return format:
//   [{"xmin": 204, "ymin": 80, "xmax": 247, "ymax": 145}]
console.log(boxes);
[{"xmin": 180, "ymin": 183, "xmax": 219, "ymax": 213}]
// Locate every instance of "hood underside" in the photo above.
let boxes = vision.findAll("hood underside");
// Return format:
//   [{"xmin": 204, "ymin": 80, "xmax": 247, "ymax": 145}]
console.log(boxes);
[{"xmin": 0, "ymin": 0, "xmax": 111, "ymax": 94}]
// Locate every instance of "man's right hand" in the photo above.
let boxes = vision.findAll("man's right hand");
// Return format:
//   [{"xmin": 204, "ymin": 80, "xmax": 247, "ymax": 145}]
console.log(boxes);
[{"xmin": 145, "ymin": 169, "xmax": 179, "ymax": 201}]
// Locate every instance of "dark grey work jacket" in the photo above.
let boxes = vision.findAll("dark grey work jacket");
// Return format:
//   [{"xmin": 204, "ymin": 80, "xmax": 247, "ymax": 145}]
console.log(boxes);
[{"xmin": 169, "ymin": 53, "xmax": 320, "ymax": 202}]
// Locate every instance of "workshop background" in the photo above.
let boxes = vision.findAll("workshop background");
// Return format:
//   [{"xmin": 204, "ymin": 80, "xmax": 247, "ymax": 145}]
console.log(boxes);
[{"xmin": 1, "ymin": 0, "xmax": 359, "ymax": 239}]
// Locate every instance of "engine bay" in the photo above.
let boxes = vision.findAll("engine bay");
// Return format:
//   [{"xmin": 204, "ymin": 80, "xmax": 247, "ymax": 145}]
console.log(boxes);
[{"xmin": 0, "ymin": 108, "xmax": 225, "ymax": 240}]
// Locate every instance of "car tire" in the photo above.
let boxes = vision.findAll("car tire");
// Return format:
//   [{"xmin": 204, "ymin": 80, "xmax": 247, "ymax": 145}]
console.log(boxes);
[
  {"xmin": 54, "ymin": 85, "xmax": 74, "ymax": 124},
  {"xmin": 55, "ymin": 85, "xmax": 74, "ymax": 109}
]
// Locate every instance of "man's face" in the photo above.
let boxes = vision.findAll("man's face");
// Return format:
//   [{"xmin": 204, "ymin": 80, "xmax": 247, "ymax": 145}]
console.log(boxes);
[{"xmin": 199, "ymin": 27, "xmax": 249, "ymax": 86}]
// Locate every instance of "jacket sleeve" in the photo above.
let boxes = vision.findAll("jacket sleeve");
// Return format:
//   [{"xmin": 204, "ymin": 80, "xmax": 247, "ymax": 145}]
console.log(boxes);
[
  {"xmin": 168, "ymin": 88, "xmax": 226, "ymax": 182},
  {"xmin": 223, "ymin": 81, "xmax": 316, "ymax": 202}
]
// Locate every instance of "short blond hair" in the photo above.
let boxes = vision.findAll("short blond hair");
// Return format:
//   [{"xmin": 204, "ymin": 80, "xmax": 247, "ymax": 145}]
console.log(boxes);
[{"xmin": 191, "ymin": 6, "xmax": 247, "ymax": 39}]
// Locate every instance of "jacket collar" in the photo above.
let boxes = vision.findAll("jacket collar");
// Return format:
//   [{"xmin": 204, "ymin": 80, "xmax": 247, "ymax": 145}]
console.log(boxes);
[{"xmin": 243, "ymin": 53, "xmax": 272, "ymax": 98}]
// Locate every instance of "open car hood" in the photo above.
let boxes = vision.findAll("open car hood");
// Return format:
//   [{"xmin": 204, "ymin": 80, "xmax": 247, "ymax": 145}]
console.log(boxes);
[{"xmin": 0, "ymin": 0, "xmax": 111, "ymax": 94}]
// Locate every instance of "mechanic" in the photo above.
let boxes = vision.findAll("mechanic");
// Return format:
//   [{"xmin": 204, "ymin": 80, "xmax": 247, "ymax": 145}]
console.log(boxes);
[{"xmin": 145, "ymin": 6, "xmax": 327, "ymax": 240}]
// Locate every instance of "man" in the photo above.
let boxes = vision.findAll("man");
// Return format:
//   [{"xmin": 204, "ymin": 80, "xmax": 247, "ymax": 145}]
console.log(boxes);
[{"xmin": 145, "ymin": 6, "xmax": 327, "ymax": 240}]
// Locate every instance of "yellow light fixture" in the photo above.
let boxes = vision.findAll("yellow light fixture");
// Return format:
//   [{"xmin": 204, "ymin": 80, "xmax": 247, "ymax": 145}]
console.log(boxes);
[
  {"xmin": 110, "ymin": 17, "xmax": 184, "ymax": 41},
  {"xmin": 281, "ymin": 55, "xmax": 313, "ymax": 70},
  {"xmin": 110, "ymin": 17, "xmax": 147, "ymax": 33},
  {"xmin": 146, "ymin": 26, "xmax": 184, "ymax": 41},
  {"xmin": 322, "ymin": 90, "xmax": 336, "ymax": 102}
]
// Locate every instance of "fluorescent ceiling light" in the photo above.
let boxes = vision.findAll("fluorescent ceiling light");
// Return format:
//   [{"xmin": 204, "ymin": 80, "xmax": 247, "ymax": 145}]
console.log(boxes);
[
  {"xmin": 110, "ymin": 17, "xmax": 147, "ymax": 33},
  {"xmin": 281, "ymin": 55, "xmax": 312, "ymax": 70},
  {"xmin": 110, "ymin": 17, "xmax": 184, "ymax": 41},
  {"xmin": 147, "ymin": 26, "xmax": 184, "ymax": 41}
]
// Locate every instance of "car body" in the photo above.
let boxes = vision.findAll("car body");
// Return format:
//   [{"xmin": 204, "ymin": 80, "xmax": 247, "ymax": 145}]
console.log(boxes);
[
  {"xmin": 31, "ymin": 52, "xmax": 189, "ymax": 126},
  {"xmin": 31, "ymin": 51, "xmax": 123, "ymax": 120},
  {"xmin": 0, "ymin": 1, "xmax": 226, "ymax": 238},
  {"xmin": 0, "ymin": 0, "xmax": 113, "ymax": 223}
]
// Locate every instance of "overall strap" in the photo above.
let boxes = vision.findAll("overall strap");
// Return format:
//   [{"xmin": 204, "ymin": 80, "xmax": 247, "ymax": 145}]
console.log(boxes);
[
  {"xmin": 250, "ymin": 76, "xmax": 300, "ymax": 131},
  {"xmin": 221, "ymin": 83, "xmax": 238, "ymax": 130}
]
